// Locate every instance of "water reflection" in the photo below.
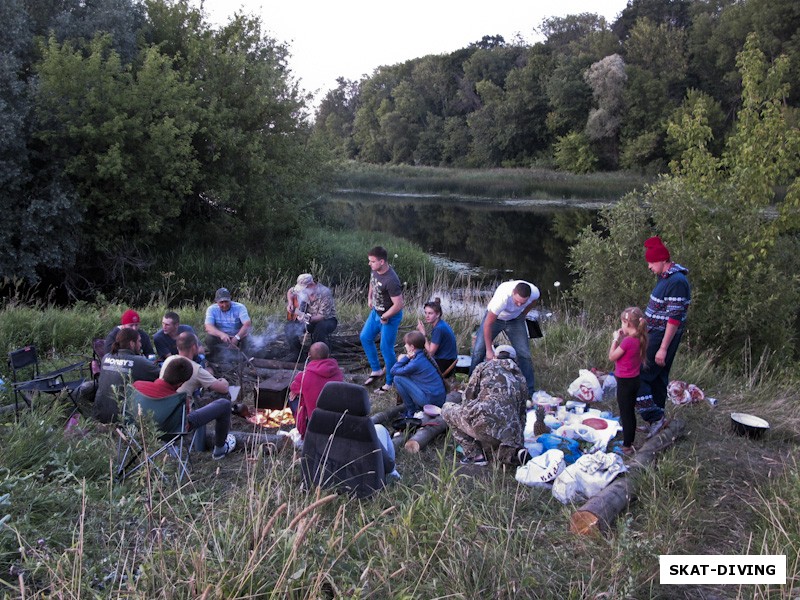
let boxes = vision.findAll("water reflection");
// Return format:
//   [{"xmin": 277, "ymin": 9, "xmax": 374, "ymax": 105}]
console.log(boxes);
[{"xmin": 318, "ymin": 192, "xmax": 599, "ymax": 289}]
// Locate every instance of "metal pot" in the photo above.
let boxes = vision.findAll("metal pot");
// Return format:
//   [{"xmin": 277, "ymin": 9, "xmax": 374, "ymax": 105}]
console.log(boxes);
[{"xmin": 730, "ymin": 412, "xmax": 770, "ymax": 439}]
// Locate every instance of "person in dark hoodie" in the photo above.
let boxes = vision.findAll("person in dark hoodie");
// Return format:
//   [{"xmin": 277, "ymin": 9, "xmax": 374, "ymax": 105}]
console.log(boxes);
[
  {"xmin": 636, "ymin": 236, "xmax": 691, "ymax": 439},
  {"xmin": 94, "ymin": 328, "xmax": 160, "ymax": 423},
  {"xmin": 289, "ymin": 342, "xmax": 344, "ymax": 439}
]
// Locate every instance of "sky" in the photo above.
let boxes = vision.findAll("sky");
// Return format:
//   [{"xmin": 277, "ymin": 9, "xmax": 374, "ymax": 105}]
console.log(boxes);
[{"xmin": 197, "ymin": 0, "xmax": 631, "ymax": 108}]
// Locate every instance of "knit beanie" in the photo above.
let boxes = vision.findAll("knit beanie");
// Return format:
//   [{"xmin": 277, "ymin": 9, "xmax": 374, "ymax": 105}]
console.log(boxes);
[
  {"xmin": 644, "ymin": 236, "xmax": 670, "ymax": 263},
  {"xmin": 121, "ymin": 309, "xmax": 140, "ymax": 325}
]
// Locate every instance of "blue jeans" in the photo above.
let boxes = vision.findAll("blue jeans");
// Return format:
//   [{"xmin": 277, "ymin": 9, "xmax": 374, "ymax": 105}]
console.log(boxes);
[
  {"xmin": 359, "ymin": 309, "xmax": 403, "ymax": 384},
  {"xmin": 188, "ymin": 398, "xmax": 232, "ymax": 448},
  {"xmin": 636, "ymin": 329, "xmax": 683, "ymax": 423},
  {"xmin": 393, "ymin": 375, "xmax": 445, "ymax": 417},
  {"xmin": 373, "ymin": 423, "xmax": 396, "ymax": 473},
  {"xmin": 470, "ymin": 312, "xmax": 535, "ymax": 396}
]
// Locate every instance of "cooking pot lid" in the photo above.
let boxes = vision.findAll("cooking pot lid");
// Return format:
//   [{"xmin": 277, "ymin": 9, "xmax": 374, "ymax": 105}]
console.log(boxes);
[{"xmin": 731, "ymin": 412, "xmax": 770, "ymax": 428}]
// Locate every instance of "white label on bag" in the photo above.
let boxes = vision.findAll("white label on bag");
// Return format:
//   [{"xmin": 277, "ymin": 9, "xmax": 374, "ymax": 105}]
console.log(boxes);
[{"xmin": 660, "ymin": 555, "xmax": 785, "ymax": 585}]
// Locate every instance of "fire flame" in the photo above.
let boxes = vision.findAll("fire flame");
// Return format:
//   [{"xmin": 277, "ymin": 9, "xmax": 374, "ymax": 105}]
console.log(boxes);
[{"xmin": 247, "ymin": 408, "xmax": 295, "ymax": 428}]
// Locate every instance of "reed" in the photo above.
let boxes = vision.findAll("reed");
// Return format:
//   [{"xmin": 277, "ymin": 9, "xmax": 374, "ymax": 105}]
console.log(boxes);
[{"xmin": 333, "ymin": 162, "xmax": 650, "ymax": 201}]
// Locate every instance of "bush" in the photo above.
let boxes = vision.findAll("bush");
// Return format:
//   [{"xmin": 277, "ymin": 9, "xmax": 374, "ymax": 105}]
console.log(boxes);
[{"xmin": 554, "ymin": 131, "xmax": 598, "ymax": 174}]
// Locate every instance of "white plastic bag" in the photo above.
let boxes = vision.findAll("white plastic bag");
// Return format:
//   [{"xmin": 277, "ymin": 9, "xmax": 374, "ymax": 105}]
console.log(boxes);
[
  {"xmin": 552, "ymin": 452, "xmax": 627, "ymax": 503},
  {"xmin": 567, "ymin": 369, "xmax": 603, "ymax": 403},
  {"xmin": 515, "ymin": 449, "xmax": 565, "ymax": 487}
]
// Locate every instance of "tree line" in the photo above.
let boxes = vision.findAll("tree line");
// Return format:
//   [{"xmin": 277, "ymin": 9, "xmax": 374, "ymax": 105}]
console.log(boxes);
[
  {"xmin": 313, "ymin": 0, "xmax": 799, "ymax": 175},
  {"xmin": 1, "ymin": 0, "xmax": 330, "ymax": 297}
]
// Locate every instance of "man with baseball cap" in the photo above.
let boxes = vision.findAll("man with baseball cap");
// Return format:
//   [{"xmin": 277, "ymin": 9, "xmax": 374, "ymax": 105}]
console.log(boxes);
[
  {"xmin": 637, "ymin": 236, "xmax": 691, "ymax": 438},
  {"xmin": 204, "ymin": 287, "xmax": 252, "ymax": 363},
  {"xmin": 442, "ymin": 344, "xmax": 529, "ymax": 466},
  {"xmin": 285, "ymin": 273, "xmax": 338, "ymax": 358},
  {"xmin": 102, "ymin": 309, "xmax": 155, "ymax": 356}
]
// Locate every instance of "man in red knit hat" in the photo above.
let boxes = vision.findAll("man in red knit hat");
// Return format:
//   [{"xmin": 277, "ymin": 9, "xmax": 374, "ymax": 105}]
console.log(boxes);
[
  {"xmin": 103, "ymin": 309, "xmax": 155, "ymax": 357},
  {"xmin": 637, "ymin": 236, "xmax": 691, "ymax": 438}
]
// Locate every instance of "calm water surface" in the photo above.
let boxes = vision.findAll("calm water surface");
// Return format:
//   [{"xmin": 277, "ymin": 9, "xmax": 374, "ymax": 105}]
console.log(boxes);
[{"xmin": 319, "ymin": 191, "xmax": 605, "ymax": 291}]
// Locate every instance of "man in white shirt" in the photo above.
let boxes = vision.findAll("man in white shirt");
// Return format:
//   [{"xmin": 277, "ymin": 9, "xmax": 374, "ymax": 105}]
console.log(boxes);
[
  {"xmin": 161, "ymin": 332, "xmax": 229, "ymax": 396},
  {"xmin": 470, "ymin": 280, "xmax": 539, "ymax": 396}
]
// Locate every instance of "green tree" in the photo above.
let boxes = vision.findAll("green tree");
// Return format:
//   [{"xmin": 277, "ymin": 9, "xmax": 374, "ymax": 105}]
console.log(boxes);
[
  {"xmin": 0, "ymin": 0, "xmax": 81, "ymax": 283},
  {"xmin": 35, "ymin": 35, "xmax": 200, "ymax": 262},
  {"xmin": 554, "ymin": 131, "xmax": 598, "ymax": 173},
  {"xmin": 571, "ymin": 33, "xmax": 800, "ymax": 364}
]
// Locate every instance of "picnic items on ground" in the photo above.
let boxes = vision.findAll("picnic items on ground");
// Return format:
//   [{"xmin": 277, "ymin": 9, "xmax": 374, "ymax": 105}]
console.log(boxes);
[
  {"xmin": 667, "ymin": 380, "xmax": 705, "ymax": 405},
  {"xmin": 514, "ymin": 449, "xmax": 565, "ymax": 486},
  {"xmin": 551, "ymin": 451, "xmax": 628, "ymax": 504},
  {"xmin": 567, "ymin": 369, "xmax": 604, "ymax": 403}
]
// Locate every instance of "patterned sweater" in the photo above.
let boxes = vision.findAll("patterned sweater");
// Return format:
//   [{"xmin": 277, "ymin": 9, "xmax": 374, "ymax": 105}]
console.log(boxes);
[{"xmin": 645, "ymin": 263, "xmax": 691, "ymax": 334}]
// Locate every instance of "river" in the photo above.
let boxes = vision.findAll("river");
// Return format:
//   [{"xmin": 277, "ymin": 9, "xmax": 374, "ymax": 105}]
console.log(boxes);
[{"xmin": 317, "ymin": 190, "xmax": 607, "ymax": 291}]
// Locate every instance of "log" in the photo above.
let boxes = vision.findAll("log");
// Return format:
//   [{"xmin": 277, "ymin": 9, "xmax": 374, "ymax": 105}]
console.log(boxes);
[
  {"xmin": 370, "ymin": 405, "xmax": 405, "ymax": 426},
  {"xmin": 404, "ymin": 415, "xmax": 448, "ymax": 454},
  {"xmin": 249, "ymin": 358, "xmax": 301, "ymax": 371},
  {"xmin": 570, "ymin": 418, "xmax": 686, "ymax": 536}
]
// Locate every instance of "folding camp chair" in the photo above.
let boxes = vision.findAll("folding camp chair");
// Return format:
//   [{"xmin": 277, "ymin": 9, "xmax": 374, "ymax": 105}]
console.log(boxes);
[
  {"xmin": 7, "ymin": 345, "xmax": 86, "ymax": 415},
  {"xmin": 115, "ymin": 385, "xmax": 194, "ymax": 482},
  {"xmin": 301, "ymin": 381, "xmax": 393, "ymax": 498}
]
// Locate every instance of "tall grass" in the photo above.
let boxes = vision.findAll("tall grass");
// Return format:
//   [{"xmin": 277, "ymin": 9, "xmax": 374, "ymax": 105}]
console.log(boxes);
[
  {"xmin": 333, "ymin": 161, "xmax": 650, "ymax": 201},
  {"xmin": 1, "ymin": 282, "xmax": 799, "ymax": 598},
  {"xmin": 117, "ymin": 227, "xmax": 435, "ymax": 306}
]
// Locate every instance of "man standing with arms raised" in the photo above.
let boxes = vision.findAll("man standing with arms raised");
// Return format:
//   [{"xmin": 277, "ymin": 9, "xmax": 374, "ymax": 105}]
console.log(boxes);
[
  {"xmin": 470, "ymin": 280, "xmax": 539, "ymax": 397},
  {"xmin": 360, "ymin": 246, "xmax": 404, "ymax": 392}
]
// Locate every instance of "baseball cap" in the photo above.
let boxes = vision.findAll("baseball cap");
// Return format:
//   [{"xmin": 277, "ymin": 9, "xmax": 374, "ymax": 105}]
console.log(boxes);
[
  {"xmin": 214, "ymin": 287, "xmax": 232, "ymax": 302},
  {"xmin": 494, "ymin": 344, "xmax": 517, "ymax": 359},
  {"xmin": 295, "ymin": 274, "xmax": 314, "ymax": 290}
]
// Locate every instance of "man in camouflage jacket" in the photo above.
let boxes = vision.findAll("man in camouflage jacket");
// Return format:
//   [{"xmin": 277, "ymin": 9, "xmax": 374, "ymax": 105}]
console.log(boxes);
[{"xmin": 442, "ymin": 345, "xmax": 528, "ymax": 465}]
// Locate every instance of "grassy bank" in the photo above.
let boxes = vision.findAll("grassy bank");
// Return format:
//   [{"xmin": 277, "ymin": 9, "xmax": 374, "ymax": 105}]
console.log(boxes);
[
  {"xmin": 0, "ymin": 288, "xmax": 798, "ymax": 598},
  {"xmin": 332, "ymin": 162, "xmax": 651, "ymax": 201}
]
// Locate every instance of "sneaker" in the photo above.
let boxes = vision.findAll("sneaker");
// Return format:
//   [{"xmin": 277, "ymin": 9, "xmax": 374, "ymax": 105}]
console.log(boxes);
[
  {"xmin": 517, "ymin": 448, "xmax": 533, "ymax": 466},
  {"xmin": 459, "ymin": 454, "xmax": 488, "ymax": 466},
  {"xmin": 212, "ymin": 434, "xmax": 237, "ymax": 460},
  {"xmin": 646, "ymin": 417, "xmax": 666, "ymax": 439}
]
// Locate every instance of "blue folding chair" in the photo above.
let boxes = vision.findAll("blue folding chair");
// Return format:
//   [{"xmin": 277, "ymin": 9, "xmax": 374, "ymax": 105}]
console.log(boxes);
[{"xmin": 115, "ymin": 385, "xmax": 194, "ymax": 482}]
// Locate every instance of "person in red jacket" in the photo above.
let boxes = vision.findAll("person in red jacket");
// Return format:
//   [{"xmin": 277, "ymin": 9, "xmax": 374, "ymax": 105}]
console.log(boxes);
[{"xmin": 289, "ymin": 342, "xmax": 344, "ymax": 438}]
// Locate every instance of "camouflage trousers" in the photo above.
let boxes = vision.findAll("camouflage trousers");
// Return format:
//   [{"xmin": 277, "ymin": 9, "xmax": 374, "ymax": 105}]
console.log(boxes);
[{"xmin": 441, "ymin": 402, "xmax": 518, "ymax": 464}]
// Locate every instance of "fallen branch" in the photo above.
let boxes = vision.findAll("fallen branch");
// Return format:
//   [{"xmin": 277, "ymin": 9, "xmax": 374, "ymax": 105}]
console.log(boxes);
[
  {"xmin": 404, "ymin": 416, "xmax": 447, "ymax": 453},
  {"xmin": 570, "ymin": 417, "xmax": 686, "ymax": 536}
]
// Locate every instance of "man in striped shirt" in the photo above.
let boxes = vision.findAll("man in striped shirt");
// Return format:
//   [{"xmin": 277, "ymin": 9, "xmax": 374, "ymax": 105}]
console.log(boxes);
[{"xmin": 637, "ymin": 236, "xmax": 691, "ymax": 438}]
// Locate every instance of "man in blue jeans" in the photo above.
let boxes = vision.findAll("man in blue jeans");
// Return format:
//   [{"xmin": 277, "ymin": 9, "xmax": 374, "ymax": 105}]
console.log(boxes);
[
  {"xmin": 360, "ymin": 246, "xmax": 404, "ymax": 392},
  {"xmin": 470, "ymin": 280, "xmax": 539, "ymax": 397},
  {"xmin": 133, "ymin": 357, "xmax": 236, "ymax": 460}
]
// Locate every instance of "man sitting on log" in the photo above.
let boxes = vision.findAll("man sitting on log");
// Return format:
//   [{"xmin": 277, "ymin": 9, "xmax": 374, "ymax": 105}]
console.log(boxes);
[
  {"xmin": 153, "ymin": 311, "xmax": 199, "ymax": 361},
  {"xmin": 134, "ymin": 356, "xmax": 236, "ymax": 461},
  {"xmin": 103, "ymin": 309, "xmax": 155, "ymax": 357},
  {"xmin": 161, "ymin": 332, "xmax": 229, "ymax": 397},
  {"xmin": 285, "ymin": 274, "xmax": 338, "ymax": 359},
  {"xmin": 288, "ymin": 341, "xmax": 343, "ymax": 438},
  {"xmin": 204, "ymin": 287, "xmax": 252, "ymax": 364},
  {"xmin": 442, "ymin": 345, "xmax": 529, "ymax": 466}
]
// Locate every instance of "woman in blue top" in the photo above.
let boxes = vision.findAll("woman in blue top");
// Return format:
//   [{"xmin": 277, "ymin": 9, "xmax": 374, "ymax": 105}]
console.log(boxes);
[
  {"xmin": 391, "ymin": 331, "xmax": 447, "ymax": 418},
  {"xmin": 416, "ymin": 298, "xmax": 458, "ymax": 376}
]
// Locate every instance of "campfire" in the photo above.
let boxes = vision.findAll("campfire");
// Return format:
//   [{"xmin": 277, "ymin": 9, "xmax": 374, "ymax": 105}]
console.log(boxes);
[{"xmin": 247, "ymin": 407, "xmax": 295, "ymax": 429}]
